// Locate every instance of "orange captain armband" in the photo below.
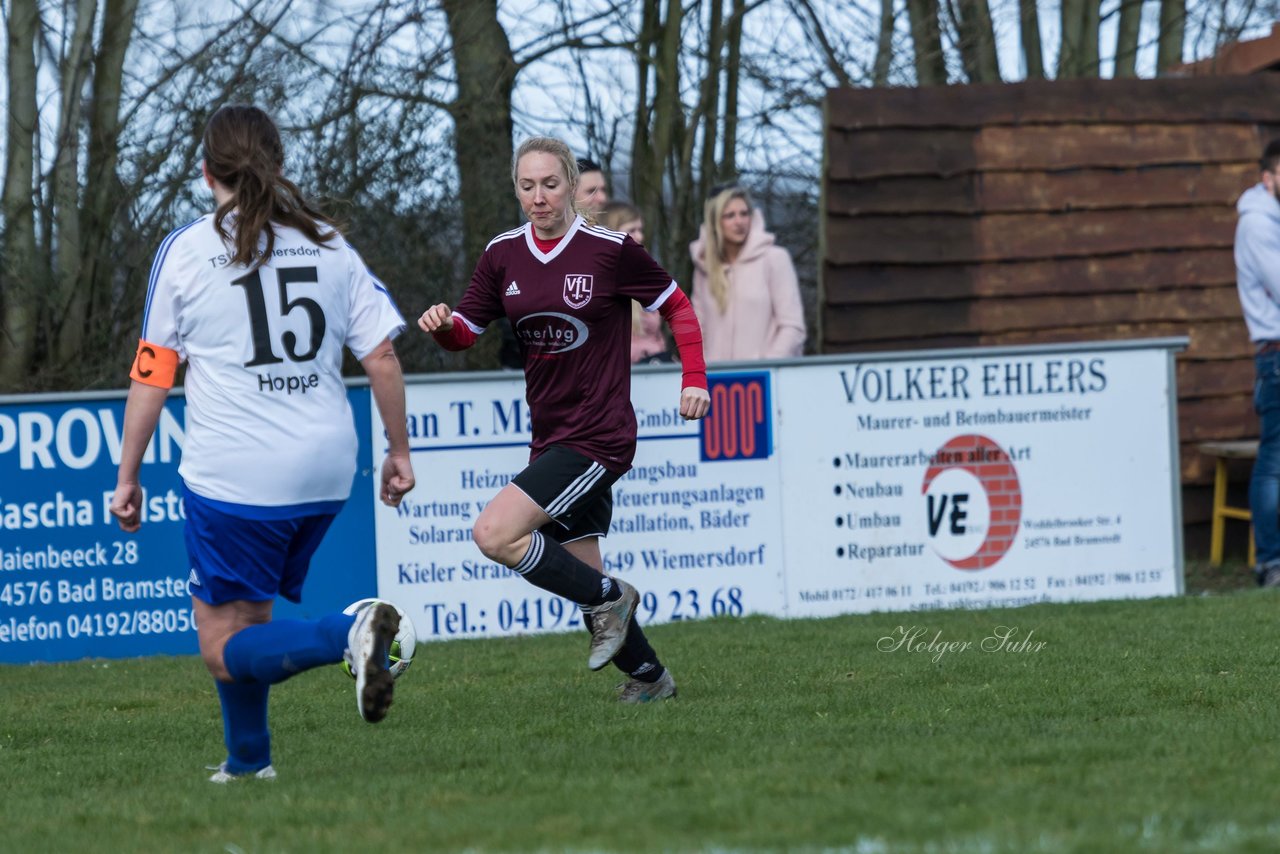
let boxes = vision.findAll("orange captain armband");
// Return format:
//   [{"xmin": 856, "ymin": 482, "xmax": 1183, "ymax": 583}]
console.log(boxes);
[{"xmin": 129, "ymin": 339, "xmax": 180, "ymax": 388}]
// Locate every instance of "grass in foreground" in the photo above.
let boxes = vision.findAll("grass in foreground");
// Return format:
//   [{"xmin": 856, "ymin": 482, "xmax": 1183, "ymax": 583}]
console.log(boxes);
[{"xmin": 1, "ymin": 567, "xmax": 1277, "ymax": 853}]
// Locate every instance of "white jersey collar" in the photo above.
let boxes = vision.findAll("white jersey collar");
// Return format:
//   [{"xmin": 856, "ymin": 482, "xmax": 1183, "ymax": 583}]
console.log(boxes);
[{"xmin": 523, "ymin": 215, "xmax": 584, "ymax": 264}]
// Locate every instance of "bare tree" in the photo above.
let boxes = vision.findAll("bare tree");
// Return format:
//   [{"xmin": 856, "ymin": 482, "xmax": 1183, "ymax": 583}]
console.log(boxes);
[
  {"xmin": 1, "ymin": 0, "xmax": 41, "ymax": 388},
  {"xmin": 5, "ymin": 0, "xmax": 1277, "ymax": 391},
  {"xmin": 873, "ymin": 0, "xmax": 897, "ymax": 85},
  {"xmin": 1158, "ymin": 0, "xmax": 1187, "ymax": 73},
  {"xmin": 906, "ymin": 0, "xmax": 947, "ymax": 85},
  {"xmin": 792, "ymin": 0, "xmax": 855, "ymax": 88},
  {"xmin": 1059, "ymin": 0, "xmax": 1101, "ymax": 78},
  {"xmin": 48, "ymin": 0, "xmax": 99, "ymax": 365},
  {"xmin": 1113, "ymin": 0, "xmax": 1143, "ymax": 77},
  {"xmin": 721, "ymin": 0, "xmax": 744, "ymax": 174},
  {"xmin": 630, "ymin": 0, "xmax": 687, "ymax": 275},
  {"xmin": 77, "ymin": 0, "xmax": 140, "ymax": 365},
  {"xmin": 442, "ymin": 0, "xmax": 517, "ymax": 265},
  {"xmin": 1019, "ymin": 0, "xmax": 1045, "ymax": 78},
  {"xmin": 953, "ymin": 0, "xmax": 1000, "ymax": 82},
  {"xmin": 439, "ymin": 0, "xmax": 517, "ymax": 368}
]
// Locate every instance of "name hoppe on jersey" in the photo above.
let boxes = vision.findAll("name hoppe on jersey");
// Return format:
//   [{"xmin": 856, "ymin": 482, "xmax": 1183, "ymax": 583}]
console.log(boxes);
[{"xmin": 256, "ymin": 371, "xmax": 321, "ymax": 395}]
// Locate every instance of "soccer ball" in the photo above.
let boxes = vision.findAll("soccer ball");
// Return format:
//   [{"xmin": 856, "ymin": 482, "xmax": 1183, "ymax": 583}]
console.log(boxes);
[{"xmin": 340, "ymin": 598, "xmax": 416, "ymax": 680}]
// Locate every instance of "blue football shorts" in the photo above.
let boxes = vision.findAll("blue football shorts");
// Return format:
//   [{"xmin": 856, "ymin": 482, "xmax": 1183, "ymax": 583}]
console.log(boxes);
[{"xmin": 182, "ymin": 486, "xmax": 340, "ymax": 605}]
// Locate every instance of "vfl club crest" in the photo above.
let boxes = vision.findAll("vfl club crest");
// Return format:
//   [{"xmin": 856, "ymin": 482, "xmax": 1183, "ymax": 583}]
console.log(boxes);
[{"xmin": 563, "ymin": 274, "xmax": 593, "ymax": 309}]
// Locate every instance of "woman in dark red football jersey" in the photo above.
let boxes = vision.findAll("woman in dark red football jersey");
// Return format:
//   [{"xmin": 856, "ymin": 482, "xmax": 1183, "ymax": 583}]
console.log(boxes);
[{"xmin": 419, "ymin": 136, "xmax": 709, "ymax": 702}]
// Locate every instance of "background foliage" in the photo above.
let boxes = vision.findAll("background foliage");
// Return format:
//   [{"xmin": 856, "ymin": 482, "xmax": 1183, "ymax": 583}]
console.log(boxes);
[{"xmin": 1, "ymin": 0, "xmax": 1275, "ymax": 391}]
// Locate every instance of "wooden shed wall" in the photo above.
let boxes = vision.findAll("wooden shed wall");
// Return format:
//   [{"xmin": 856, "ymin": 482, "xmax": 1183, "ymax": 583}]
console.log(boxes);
[{"xmin": 822, "ymin": 76, "xmax": 1280, "ymax": 557}]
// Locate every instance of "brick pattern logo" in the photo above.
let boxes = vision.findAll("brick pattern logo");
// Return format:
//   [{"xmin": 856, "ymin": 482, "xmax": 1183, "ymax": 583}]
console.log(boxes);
[
  {"xmin": 700, "ymin": 372, "xmax": 771, "ymax": 461},
  {"xmin": 562, "ymin": 274, "xmax": 593, "ymax": 309},
  {"xmin": 921, "ymin": 434, "xmax": 1021, "ymax": 570}
]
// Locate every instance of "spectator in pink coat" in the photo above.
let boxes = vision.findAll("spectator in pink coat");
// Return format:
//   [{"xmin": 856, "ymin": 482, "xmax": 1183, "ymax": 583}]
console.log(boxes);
[{"xmin": 690, "ymin": 185, "xmax": 806, "ymax": 361}]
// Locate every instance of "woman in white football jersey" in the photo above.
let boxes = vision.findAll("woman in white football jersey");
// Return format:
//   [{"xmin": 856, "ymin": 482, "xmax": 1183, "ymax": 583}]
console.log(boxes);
[{"xmin": 110, "ymin": 104, "xmax": 414, "ymax": 782}]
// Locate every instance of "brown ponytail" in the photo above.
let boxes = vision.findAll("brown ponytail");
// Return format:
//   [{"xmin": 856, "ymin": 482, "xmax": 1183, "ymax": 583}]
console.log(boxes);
[{"xmin": 201, "ymin": 105, "xmax": 342, "ymax": 267}]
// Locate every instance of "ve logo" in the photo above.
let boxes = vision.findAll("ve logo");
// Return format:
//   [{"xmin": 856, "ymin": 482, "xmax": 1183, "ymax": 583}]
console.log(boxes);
[{"xmin": 921, "ymin": 434, "xmax": 1021, "ymax": 570}]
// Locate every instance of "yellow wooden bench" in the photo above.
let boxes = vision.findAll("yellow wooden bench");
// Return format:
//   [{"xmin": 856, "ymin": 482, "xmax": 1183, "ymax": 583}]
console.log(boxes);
[{"xmin": 1199, "ymin": 440, "xmax": 1259, "ymax": 567}]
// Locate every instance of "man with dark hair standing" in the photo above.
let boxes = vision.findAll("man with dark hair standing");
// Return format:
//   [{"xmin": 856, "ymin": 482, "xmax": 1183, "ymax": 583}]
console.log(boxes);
[
  {"xmin": 575, "ymin": 158, "xmax": 609, "ymax": 217},
  {"xmin": 1235, "ymin": 139, "xmax": 1280, "ymax": 586}
]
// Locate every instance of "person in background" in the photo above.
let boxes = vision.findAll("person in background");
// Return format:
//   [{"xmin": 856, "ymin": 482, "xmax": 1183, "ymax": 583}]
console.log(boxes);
[
  {"xmin": 690, "ymin": 184, "xmax": 806, "ymax": 361},
  {"xmin": 110, "ymin": 105, "xmax": 414, "ymax": 782},
  {"xmin": 601, "ymin": 201, "xmax": 669, "ymax": 364},
  {"xmin": 1235, "ymin": 138, "xmax": 1280, "ymax": 587},
  {"xmin": 418, "ymin": 136, "xmax": 710, "ymax": 702},
  {"xmin": 576, "ymin": 157, "xmax": 609, "ymax": 218}
]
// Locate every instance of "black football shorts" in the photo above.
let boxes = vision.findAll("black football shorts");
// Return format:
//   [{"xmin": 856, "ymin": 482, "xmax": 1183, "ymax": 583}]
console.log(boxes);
[{"xmin": 511, "ymin": 445, "xmax": 622, "ymax": 543}]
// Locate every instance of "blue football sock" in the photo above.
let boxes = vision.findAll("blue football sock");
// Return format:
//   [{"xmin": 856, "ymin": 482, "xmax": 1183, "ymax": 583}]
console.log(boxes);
[
  {"xmin": 216, "ymin": 679, "xmax": 271, "ymax": 774},
  {"xmin": 222, "ymin": 613, "xmax": 355, "ymax": 685}
]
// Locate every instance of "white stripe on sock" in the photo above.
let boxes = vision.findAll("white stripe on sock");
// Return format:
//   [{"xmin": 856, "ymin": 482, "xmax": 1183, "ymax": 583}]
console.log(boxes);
[{"xmin": 513, "ymin": 531, "xmax": 545, "ymax": 576}]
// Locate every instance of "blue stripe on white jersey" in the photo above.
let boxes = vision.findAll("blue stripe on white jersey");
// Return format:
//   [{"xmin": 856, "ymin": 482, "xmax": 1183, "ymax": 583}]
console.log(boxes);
[
  {"xmin": 141, "ymin": 216, "xmax": 205, "ymax": 337},
  {"xmin": 344, "ymin": 239, "xmax": 405, "ymax": 321},
  {"xmin": 369, "ymin": 272, "xmax": 405, "ymax": 321}
]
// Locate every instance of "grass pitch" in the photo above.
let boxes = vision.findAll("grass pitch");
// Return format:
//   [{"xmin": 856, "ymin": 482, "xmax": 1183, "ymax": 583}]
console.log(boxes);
[{"xmin": 2, "ymin": 563, "xmax": 1276, "ymax": 853}]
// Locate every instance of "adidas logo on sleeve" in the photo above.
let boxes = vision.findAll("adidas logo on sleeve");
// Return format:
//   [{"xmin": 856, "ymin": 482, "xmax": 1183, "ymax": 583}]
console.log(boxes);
[{"xmin": 505, "ymin": 281, "xmax": 521, "ymax": 296}]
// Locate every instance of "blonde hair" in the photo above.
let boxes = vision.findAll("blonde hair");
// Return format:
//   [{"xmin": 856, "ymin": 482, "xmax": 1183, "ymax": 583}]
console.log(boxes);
[
  {"xmin": 512, "ymin": 137, "xmax": 594, "ymax": 223},
  {"xmin": 601, "ymin": 201, "xmax": 641, "ymax": 233},
  {"xmin": 703, "ymin": 186, "xmax": 752, "ymax": 314},
  {"xmin": 599, "ymin": 202, "xmax": 649, "ymax": 335}
]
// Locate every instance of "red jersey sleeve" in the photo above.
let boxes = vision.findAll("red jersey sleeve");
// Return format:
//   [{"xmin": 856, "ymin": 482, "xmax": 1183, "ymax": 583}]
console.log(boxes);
[
  {"xmin": 658, "ymin": 288, "xmax": 708, "ymax": 390},
  {"xmin": 432, "ymin": 321, "xmax": 478, "ymax": 351}
]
